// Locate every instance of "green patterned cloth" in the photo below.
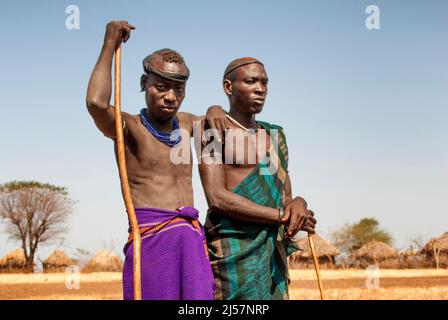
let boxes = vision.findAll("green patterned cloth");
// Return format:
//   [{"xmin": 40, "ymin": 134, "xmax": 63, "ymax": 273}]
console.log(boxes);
[{"xmin": 204, "ymin": 121, "xmax": 298, "ymax": 300}]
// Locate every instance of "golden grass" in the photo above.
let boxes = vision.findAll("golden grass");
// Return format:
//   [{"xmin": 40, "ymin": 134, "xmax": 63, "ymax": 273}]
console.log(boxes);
[
  {"xmin": 23, "ymin": 293, "xmax": 122, "ymax": 300},
  {"xmin": 0, "ymin": 272, "xmax": 122, "ymax": 284},
  {"xmin": 290, "ymin": 286, "xmax": 448, "ymax": 300},
  {"xmin": 3, "ymin": 269, "xmax": 446, "ymax": 285},
  {"xmin": 289, "ymin": 268, "xmax": 448, "ymax": 300},
  {"xmin": 289, "ymin": 268, "xmax": 448, "ymax": 280},
  {"xmin": 1, "ymin": 269, "xmax": 447, "ymax": 300}
]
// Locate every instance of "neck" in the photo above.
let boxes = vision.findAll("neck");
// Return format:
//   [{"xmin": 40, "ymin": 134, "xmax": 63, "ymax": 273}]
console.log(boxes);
[
  {"xmin": 146, "ymin": 110, "xmax": 173, "ymax": 133},
  {"xmin": 228, "ymin": 108, "xmax": 257, "ymax": 130}
]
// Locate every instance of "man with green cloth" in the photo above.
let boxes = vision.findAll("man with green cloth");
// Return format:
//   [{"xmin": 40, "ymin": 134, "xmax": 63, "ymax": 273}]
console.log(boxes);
[{"xmin": 199, "ymin": 57, "xmax": 317, "ymax": 300}]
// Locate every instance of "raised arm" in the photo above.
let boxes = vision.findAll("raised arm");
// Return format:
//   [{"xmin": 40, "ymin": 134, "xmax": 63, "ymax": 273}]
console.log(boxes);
[
  {"xmin": 86, "ymin": 21, "xmax": 135, "ymax": 138},
  {"xmin": 199, "ymin": 160, "xmax": 280, "ymax": 225}
]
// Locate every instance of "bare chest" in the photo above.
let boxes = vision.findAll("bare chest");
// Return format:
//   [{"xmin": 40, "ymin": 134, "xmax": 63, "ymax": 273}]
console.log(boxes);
[
  {"xmin": 121, "ymin": 123, "xmax": 192, "ymax": 177},
  {"xmin": 223, "ymin": 129, "xmax": 272, "ymax": 168}
]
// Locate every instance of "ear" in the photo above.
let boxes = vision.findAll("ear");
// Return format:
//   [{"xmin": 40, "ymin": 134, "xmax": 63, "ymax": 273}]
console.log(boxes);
[
  {"xmin": 140, "ymin": 74, "xmax": 147, "ymax": 92},
  {"xmin": 223, "ymin": 79, "xmax": 232, "ymax": 96}
]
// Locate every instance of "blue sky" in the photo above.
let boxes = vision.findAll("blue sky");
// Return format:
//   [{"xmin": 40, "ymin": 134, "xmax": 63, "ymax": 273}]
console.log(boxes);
[{"xmin": 0, "ymin": 0, "xmax": 447, "ymax": 261}]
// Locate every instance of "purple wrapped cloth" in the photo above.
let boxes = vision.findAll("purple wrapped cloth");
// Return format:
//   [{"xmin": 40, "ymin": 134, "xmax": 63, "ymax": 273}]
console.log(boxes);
[{"xmin": 122, "ymin": 206, "xmax": 216, "ymax": 300}]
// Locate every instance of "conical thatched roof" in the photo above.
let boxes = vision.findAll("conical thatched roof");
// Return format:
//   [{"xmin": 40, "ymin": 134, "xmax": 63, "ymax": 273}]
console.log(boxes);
[
  {"xmin": 43, "ymin": 250, "xmax": 74, "ymax": 267},
  {"xmin": 0, "ymin": 249, "xmax": 26, "ymax": 268},
  {"xmin": 353, "ymin": 241, "xmax": 398, "ymax": 260},
  {"xmin": 295, "ymin": 234, "xmax": 340, "ymax": 258},
  {"xmin": 82, "ymin": 250, "xmax": 123, "ymax": 272},
  {"xmin": 421, "ymin": 232, "xmax": 448, "ymax": 255}
]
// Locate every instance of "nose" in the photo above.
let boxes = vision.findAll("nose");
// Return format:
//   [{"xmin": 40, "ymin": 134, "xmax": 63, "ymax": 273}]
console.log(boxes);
[
  {"xmin": 254, "ymin": 82, "xmax": 266, "ymax": 96},
  {"xmin": 164, "ymin": 89, "xmax": 176, "ymax": 106}
]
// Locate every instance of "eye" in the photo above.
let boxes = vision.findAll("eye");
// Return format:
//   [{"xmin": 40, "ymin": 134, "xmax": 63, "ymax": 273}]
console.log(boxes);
[
  {"xmin": 155, "ymin": 84, "xmax": 167, "ymax": 92},
  {"xmin": 245, "ymin": 79, "xmax": 255, "ymax": 84},
  {"xmin": 176, "ymin": 87, "xmax": 184, "ymax": 93}
]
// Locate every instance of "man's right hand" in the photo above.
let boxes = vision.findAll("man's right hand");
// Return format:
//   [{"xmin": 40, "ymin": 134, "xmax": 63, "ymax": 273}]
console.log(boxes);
[
  {"xmin": 205, "ymin": 105, "xmax": 230, "ymax": 143},
  {"xmin": 280, "ymin": 197, "xmax": 317, "ymax": 237},
  {"xmin": 104, "ymin": 20, "xmax": 135, "ymax": 49}
]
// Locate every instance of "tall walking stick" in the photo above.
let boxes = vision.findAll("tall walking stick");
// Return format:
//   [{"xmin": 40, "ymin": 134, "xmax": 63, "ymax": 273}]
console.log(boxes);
[
  {"xmin": 114, "ymin": 44, "xmax": 142, "ymax": 300},
  {"xmin": 308, "ymin": 234, "xmax": 324, "ymax": 300}
]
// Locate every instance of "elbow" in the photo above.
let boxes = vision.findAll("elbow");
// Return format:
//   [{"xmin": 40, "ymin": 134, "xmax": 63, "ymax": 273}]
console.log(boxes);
[
  {"xmin": 207, "ymin": 193, "xmax": 226, "ymax": 213},
  {"xmin": 86, "ymin": 97, "xmax": 97, "ymax": 111},
  {"xmin": 208, "ymin": 196, "xmax": 222, "ymax": 212},
  {"xmin": 86, "ymin": 96, "xmax": 107, "ymax": 112},
  {"xmin": 207, "ymin": 190, "xmax": 237, "ymax": 214}
]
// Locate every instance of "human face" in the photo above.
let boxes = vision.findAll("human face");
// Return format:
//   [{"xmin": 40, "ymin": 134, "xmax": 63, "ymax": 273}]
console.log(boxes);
[
  {"xmin": 143, "ymin": 64, "xmax": 186, "ymax": 121},
  {"xmin": 224, "ymin": 63, "xmax": 268, "ymax": 115}
]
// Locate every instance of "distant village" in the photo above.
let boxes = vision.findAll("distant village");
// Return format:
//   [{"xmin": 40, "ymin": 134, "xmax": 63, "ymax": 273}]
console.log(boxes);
[{"xmin": 1, "ymin": 231, "xmax": 447, "ymax": 273}]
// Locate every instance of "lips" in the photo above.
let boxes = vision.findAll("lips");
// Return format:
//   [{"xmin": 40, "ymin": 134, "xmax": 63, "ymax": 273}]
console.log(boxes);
[
  {"xmin": 161, "ymin": 106, "xmax": 175, "ymax": 113},
  {"xmin": 253, "ymin": 98, "xmax": 265, "ymax": 104}
]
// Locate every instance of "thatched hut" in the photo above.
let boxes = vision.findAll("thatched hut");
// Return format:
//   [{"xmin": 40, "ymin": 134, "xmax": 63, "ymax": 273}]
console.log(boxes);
[
  {"xmin": 420, "ymin": 232, "xmax": 448, "ymax": 268},
  {"xmin": 42, "ymin": 250, "xmax": 74, "ymax": 273},
  {"xmin": 0, "ymin": 249, "xmax": 27, "ymax": 273},
  {"xmin": 351, "ymin": 241, "xmax": 399, "ymax": 268},
  {"xmin": 81, "ymin": 250, "xmax": 123, "ymax": 272},
  {"xmin": 289, "ymin": 234, "xmax": 340, "ymax": 269},
  {"xmin": 421, "ymin": 232, "xmax": 448, "ymax": 255}
]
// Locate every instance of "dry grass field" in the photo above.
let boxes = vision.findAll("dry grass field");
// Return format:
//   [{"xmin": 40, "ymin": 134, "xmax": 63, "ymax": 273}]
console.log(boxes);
[
  {"xmin": 0, "ymin": 269, "xmax": 447, "ymax": 300},
  {"xmin": 289, "ymin": 269, "xmax": 448, "ymax": 300}
]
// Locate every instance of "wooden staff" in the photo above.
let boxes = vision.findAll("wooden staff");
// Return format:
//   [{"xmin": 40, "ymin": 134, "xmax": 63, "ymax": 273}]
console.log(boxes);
[
  {"xmin": 308, "ymin": 234, "xmax": 324, "ymax": 300},
  {"xmin": 114, "ymin": 44, "xmax": 142, "ymax": 300}
]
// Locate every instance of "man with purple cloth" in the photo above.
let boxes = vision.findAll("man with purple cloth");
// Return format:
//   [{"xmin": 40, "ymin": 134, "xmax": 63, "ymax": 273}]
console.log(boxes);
[{"xmin": 86, "ymin": 20, "xmax": 222, "ymax": 299}]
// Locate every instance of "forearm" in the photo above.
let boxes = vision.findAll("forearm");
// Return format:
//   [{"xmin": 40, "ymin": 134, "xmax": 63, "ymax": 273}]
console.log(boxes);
[
  {"xmin": 86, "ymin": 40, "xmax": 115, "ymax": 111},
  {"xmin": 208, "ymin": 190, "xmax": 279, "ymax": 225},
  {"xmin": 199, "ymin": 162, "xmax": 279, "ymax": 225}
]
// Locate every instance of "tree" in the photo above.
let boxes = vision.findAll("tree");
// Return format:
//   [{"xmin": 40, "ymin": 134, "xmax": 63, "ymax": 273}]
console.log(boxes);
[
  {"xmin": 331, "ymin": 218, "xmax": 393, "ymax": 253},
  {"xmin": 0, "ymin": 181, "xmax": 74, "ymax": 271}
]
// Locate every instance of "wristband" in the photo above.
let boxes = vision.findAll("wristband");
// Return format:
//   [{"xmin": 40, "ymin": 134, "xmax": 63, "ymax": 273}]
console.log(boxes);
[{"xmin": 278, "ymin": 207, "xmax": 285, "ymax": 221}]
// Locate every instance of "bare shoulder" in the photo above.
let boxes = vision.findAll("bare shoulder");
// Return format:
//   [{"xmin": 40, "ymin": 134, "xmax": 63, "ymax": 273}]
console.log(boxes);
[
  {"xmin": 109, "ymin": 111, "xmax": 140, "ymax": 140},
  {"xmin": 177, "ymin": 112, "xmax": 198, "ymax": 124},
  {"xmin": 177, "ymin": 112, "xmax": 199, "ymax": 135},
  {"xmin": 122, "ymin": 111, "xmax": 140, "ymax": 126}
]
